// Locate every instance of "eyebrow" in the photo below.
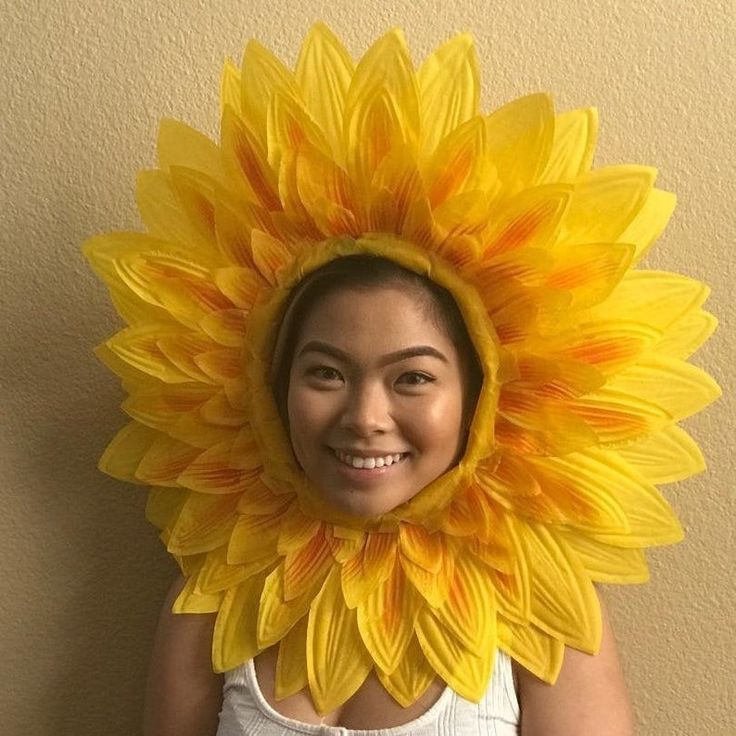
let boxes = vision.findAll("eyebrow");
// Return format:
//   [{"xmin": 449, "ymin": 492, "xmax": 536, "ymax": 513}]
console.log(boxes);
[{"xmin": 296, "ymin": 340, "xmax": 449, "ymax": 367}]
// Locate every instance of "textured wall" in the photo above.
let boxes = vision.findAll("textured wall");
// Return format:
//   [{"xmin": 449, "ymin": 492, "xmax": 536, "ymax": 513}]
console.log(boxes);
[{"xmin": 1, "ymin": 1, "xmax": 733, "ymax": 734}]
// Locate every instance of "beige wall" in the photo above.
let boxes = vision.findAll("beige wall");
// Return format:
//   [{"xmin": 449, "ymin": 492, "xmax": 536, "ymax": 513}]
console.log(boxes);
[{"xmin": 1, "ymin": 1, "xmax": 733, "ymax": 734}]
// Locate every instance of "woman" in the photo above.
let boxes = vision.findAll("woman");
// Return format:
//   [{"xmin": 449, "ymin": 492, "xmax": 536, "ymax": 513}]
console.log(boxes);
[{"xmin": 143, "ymin": 256, "xmax": 634, "ymax": 735}]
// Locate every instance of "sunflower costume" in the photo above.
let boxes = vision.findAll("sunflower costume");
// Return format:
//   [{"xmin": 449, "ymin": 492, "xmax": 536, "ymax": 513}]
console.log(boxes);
[{"xmin": 84, "ymin": 24, "xmax": 720, "ymax": 715}]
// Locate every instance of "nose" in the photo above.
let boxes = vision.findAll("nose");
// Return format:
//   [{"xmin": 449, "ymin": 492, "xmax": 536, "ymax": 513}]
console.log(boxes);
[{"xmin": 339, "ymin": 381, "xmax": 392, "ymax": 436}]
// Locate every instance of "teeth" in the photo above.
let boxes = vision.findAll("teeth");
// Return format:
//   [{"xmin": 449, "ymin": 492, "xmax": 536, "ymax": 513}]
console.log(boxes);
[{"xmin": 334, "ymin": 449, "xmax": 405, "ymax": 469}]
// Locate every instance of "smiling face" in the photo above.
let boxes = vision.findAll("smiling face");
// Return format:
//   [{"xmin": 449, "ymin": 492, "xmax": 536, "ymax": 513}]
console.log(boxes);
[{"xmin": 287, "ymin": 286, "xmax": 468, "ymax": 518}]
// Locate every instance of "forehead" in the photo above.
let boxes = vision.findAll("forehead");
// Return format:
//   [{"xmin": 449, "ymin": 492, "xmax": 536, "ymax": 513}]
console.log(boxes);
[{"xmin": 294, "ymin": 286, "xmax": 457, "ymax": 356}]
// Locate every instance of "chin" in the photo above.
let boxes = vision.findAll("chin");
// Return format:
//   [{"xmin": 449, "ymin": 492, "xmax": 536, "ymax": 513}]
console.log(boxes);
[{"xmin": 328, "ymin": 491, "xmax": 400, "ymax": 520}]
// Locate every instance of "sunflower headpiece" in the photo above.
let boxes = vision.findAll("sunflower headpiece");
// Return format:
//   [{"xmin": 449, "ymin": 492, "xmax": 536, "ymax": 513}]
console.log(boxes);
[{"xmin": 84, "ymin": 24, "xmax": 720, "ymax": 714}]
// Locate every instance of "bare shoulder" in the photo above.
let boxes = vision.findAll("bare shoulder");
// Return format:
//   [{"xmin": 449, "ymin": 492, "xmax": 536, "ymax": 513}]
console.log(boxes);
[
  {"xmin": 143, "ymin": 573, "xmax": 224, "ymax": 736},
  {"xmin": 512, "ymin": 590, "xmax": 635, "ymax": 736}
]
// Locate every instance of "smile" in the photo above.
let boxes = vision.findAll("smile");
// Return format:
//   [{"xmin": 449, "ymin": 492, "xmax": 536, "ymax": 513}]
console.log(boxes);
[{"xmin": 332, "ymin": 448, "xmax": 408, "ymax": 469}]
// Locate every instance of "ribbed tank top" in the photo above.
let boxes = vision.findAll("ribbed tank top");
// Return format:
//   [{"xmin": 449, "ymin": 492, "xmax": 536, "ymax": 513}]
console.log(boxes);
[{"xmin": 216, "ymin": 649, "xmax": 520, "ymax": 735}]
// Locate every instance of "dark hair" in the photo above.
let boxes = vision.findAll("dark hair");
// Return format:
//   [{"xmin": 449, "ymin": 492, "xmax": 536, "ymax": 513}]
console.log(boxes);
[{"xmin": 270, "ymin": 255, "xmax": 483, "ymax": 425}]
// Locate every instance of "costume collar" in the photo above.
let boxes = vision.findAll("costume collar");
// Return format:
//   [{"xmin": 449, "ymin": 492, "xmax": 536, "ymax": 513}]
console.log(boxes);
[{"xmin": 84, "ymin": 24, "xmax": 720, "ymax": 713}]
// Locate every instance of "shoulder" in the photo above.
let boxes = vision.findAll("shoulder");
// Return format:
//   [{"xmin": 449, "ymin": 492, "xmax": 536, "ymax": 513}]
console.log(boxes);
[
  {"xmin": 143, "ymin": 573, "xmax": 224, "ymax": 736},
  {"xmin": 511, "ymin": 589, "xmax": 635, "ymax": 736}
]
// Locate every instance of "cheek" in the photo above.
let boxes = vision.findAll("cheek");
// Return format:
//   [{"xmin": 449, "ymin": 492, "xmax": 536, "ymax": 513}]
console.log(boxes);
[
  {"xmin": 287, "ymin": 387, "xmax": 335, "ymax": 451},
  {"xmin": 406, "ymin": 391, "xmax": 465, "ymax": 448}
]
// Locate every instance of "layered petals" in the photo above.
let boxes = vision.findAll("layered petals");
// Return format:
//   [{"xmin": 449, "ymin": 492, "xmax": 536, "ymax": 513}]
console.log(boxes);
[{"xmin": 84, "ymin": 25, "xmax": 719, "ymax": 715}]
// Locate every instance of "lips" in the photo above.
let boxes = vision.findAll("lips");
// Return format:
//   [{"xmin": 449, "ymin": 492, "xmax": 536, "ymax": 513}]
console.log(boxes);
[{"xmin": 332, "ymin": 448, "xmax": 408, "ymax": 469}]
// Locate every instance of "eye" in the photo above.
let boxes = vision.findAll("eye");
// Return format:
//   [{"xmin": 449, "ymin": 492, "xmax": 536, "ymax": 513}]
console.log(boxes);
[
  {"xmin": 396, "ymin": 371, "xmax": 435, "ymax": 387},
  {"xmin": 307, "ymin": 365, "xmax": 344, "ymax": 383}
]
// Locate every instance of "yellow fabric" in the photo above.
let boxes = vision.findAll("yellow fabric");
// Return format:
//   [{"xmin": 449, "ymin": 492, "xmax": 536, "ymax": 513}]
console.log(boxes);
[{"xmin": 83, "ymin": 24, "xmax": 720, "ymax": 714}]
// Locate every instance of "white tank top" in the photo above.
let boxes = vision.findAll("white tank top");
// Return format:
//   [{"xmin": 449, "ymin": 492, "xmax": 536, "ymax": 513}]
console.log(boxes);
[{"xmin": 216, "ymin": 649, "xmax": 520, "ymax": 735}]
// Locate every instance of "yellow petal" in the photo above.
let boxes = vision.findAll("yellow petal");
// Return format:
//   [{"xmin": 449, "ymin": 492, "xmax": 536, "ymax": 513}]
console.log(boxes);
[
  {"xmin": 306, "ymin": 567, "xmax": 373, "ymax": 714},
  {"xmin": 296, "ymin": 23, "xmax": 354, "ymax": 155},
  {"xmin": 99, "ymin": 421, "xmax": 160, "ymax": 483},
  {"xmin": 511, "ymin": 353, "xmax": 605, "ymax": 400},
  {"xmin": 275, "ymin": 615, "xmax": 309, "ymax": 699},
  {"xmin": 136, "ymin": 170, "xmax": 219, "ymax": 260},
  {"xmin": 136, "ymin": 434, "xmax": 202, "ymax": 486},
  {"xmin": 228, "ymin": 511, "xmax": 284, "ymax": 565},
  {"xmin": 221, "ymin": 106, "xmax": 282, "ymax": 211},
  {"xmin": 162, "ymin": 415, "xmax": 234, "ymax": 449},
  {"xmin": 83, "ymin": 233, "xmax": 181, "ymax": 325},
  {"xmin": 283, "ymin": 529, "xmax": 333, "ymax": 601},
  {"xmin": 524, "ymin": 454, "xmax": 631, "ymax": 533},
  {"xmin": 568, "ymin": 390, "xmax": 667, "ymax": 445},
  {"xmin": 481, "ymin": 183, "xmax": 571, "ymax": 258},
  {"xmin": 418, "ymin": 33, "xmax": 479, "ymax": 158},
  {"xmin": 546, "ymin": 243, "xmax": 635, "ymax": 308},
  {"xmin": 193, "ymin": 347, "xmax": 244, "ymax": 384},
  {"xmin": 540, "ymin": 107, "xmax": 598, "ymax": 183},
  {"xmin": 655, "ymin": 309, "xmax": 718, "ymax": 360},
  {"xmin": 568, "ymin": 449, "xmax": 684, "ymax": 547},
  {"xmin": 415, "ymin": 605, "xmax": 494, "ymax": 702},
  {"xmin": 400, "ymin": 541, "xmax": 454, "ymax": 608},
  {"xmin": 533, "ymin": 321, "xmax": 661, "ymax": 374},
  {"xmin": 173, "ymin": 571, "xmax": 223, "ymax": 614},
  {"xmin": 294, "ymin": 144, "xmax": 361, "ymax": 236},
  {"xmin": 490, "ymin": 554, "xmax": 531, "ymax": 624},
  {"xmin": 440, "ymin": 484, "xmax": 487, "ymax": 537},
  {"xmin": 344, "ymin": 30, "xmax": 420, "ymax": 185},
  {"xmin": 618, "ymin": 188, "xmax": 676, "ymax": 263},
  {"xmin": 557, "ymin": 165, "xmax": 656, "ymax": 246},
  {"xmin": 199, "ymin": 308, "xmax": 248, "ymax": 348},
  {"xmin": 240, "ymin": 39, "xmax": 298, "ymax": 146},
  {"xmin": 376, "ymin": 636, "xmax": 439, "ymax": 707},
  {"xmin": 199, "ymin": 391, "xmax": 248, "ymax": 428},
  {"xmin": 495, "ymin": 398, "xmax": 599, "ymax": 456},
  {"xmin": 571, "ymin": 271, "xmax": 710, "ymax": 332},
  {"xmin": 341, "ymin": 532, "xmax": 397, "ymax": 608},
  {"xmin": 154, "ymin": 331, "xmax": 221, "ymax": 384},
  {"xmin": 214, "ymin": 266, "xmax": 264, "ymax": 309},
  {"xmin": 146, "ymin": 486, "xmax": 187, "ymax": 531},
  {"xmin": 357, "ymin": 560, "xmax": 418, "ymax": 673},
  {"xmin": 123, "ymin": 383, "xmax": 232, "ymax": 450},
  {"xmin": 213, "ymin": 198, "xmax": 258, "ymax": 268},
  {"xmin": 398, "ymin": 524, "xmax": 443, "ymax": 573},
  {"xmin": 325, "ymin": 525, "xmax": 365, "ymax": 563},
  {"xmin": 177, "ymin": 437, "xmax": 261, "ymax": 494},
  {"xmin": 423, "ymin": 117, "xmax": 494, "ymax": 208},
  {"xmin": 433, "ymin": 554, "xmax": 497, "ymax": 651},
  {"xmin": 370, "ymin": 144, "xmax": 426, "ymax": 234},
  {"xmin": 250, "ymin": 229, "xmax": 294, "ymax": 285},
  {"xmin": 602, "ymin": 354, "xmax": 721, "ymax": 422},
  {"xmin": 220, "ymin": 58, "xmax": 241, "ymax": 117},
  {"xmin": 213, "ymin": 575, "xmax": 264, "ymax": 672},
  {"xmin": 123, "ymin": 383, "xmax": 217, "ymax": 433},
  {"xmin": 432, "ymin": 191, "xmax": 492, "ymax": 241},
  {"xmin": 617, "ymin": 424, "xmax": 706, "ymax": 484},
  {"xmin": 559, "ymin": 531, "xmax": 650, "ymax": 584},
  {"xmin": 497, "ymin": 617, "xmax": 564, "ymax": 683},
  {"xmin": 167, "ymin": 491, "xmax": 241, "ymax": 555},
  {"xmin": 114, "ymin": 251, "xmax": 233, "ymax": 329},
  {"xmin": 157, "ymin": 118, "xmax": 223, "ymax": 182},
  {"xmin": 267, "ymin": 91, "xmax": 331, "ymax": 173},
  {"xmin": 195, "ymin": 545, "xmax": 249, "ymax": 594},
  {"xmin": 518, "ymin": 522, "xmax": 601, "ymax": 652},
  {"xmin": 258, "ymin": 561, "xmax": 329, "ymax": 648},
  {"xmin": 236, "ymin": 479, "xmax": 294, "ymax": 516},
  {"xmin": 277, "ymin": 511, "xmax": 322, "ymax": 555},
  {"xmin": 485, "ymin": 93, "xmax": 555, "ymax": 196}
]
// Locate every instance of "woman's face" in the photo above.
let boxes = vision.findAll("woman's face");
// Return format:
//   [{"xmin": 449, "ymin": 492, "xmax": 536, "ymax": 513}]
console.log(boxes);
[{"xmin": 287, "ymin": 286, "xmax": 468, "ymax": 518}]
